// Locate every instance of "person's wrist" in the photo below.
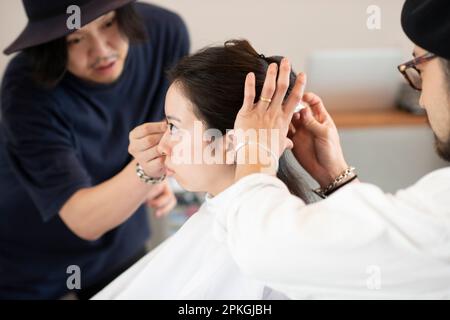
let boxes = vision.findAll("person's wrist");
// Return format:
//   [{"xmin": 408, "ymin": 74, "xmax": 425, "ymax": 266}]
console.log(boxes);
[
  {"xmin": 135, "ymin": 162, "xmax": 166, "ymax": 185},
  {"xmin": 318, "ymin": 161, "xmax": 350, "ymax": 189},
  {"xmin": 235, "ymin": 142, "xmax": 278, "ymax": 176},
  {"xmin": 313, "ymin": 165, "xmax": 357, "ymax": 199}
]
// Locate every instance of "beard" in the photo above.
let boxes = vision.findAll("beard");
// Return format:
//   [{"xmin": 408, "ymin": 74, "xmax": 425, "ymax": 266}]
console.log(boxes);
[
  {"xmin": 434, "ymin": 134, "xmax": 450, "ymax": 162},
  {"xmin": 425, "ymin": 112, "xmax": 450, "ymax": 162}
]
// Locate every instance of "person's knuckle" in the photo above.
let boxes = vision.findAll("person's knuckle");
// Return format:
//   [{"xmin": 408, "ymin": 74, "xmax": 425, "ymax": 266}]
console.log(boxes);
[
  {"xmin": 245, "ymin": 91, "xmax": 254, "ymax": 99},
  {"xmin": 149, "ymin": 122, "xmax": 156, "ymax": 130},
  {"xmin": 310, "ymin": 93, "xmax": 321, "ymax": 102},
  {"xmin": 147, "ymin": 135, "xmax": 156, "ymax": 146},
  {"xmin": 268, "ymin": 83, "xmax": 276, "ymax": 92},
  {"xmin": 138, "ymin": 125, "xmax": 147, "ymax": 135},
  {"xmin": 291, "ymin": 91, "xmax": 302, "ymax": 102},
  {"xmin": 128, "ymin": 145, "xmax": 134, "ymax": 155},
  {"xmin": 278, "ymin": 81, "xmax": 288, "ymax": 92}
]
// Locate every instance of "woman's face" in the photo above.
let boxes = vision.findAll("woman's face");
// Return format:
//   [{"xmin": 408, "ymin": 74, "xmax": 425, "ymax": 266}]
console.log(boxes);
[
  {"xmin": 66, "ymin": 11, "xmax": 129, "ymax": 84},
  {"xmin": 158, "ymin": 82, "xmax": 235, "ymax": 194}
]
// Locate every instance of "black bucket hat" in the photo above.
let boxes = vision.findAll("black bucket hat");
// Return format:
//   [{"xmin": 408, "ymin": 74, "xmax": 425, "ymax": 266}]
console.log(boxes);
[
  {"xmin": 4, "ymin": 0, "xmax": 136, "ymax": 55},
  {"xmin": 401, "ymin": 0, "xmax": 450, "ymax": 59}
]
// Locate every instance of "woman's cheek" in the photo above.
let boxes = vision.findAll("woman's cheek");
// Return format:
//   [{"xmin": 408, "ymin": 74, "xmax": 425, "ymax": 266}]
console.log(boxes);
[{"xmin": 168, "ymin": 134, "xmax": 189, "ymax": 167}]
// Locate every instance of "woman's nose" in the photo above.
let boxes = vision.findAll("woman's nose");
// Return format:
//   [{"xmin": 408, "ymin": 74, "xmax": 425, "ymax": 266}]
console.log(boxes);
[{"xmin": 157, "ymin": 131, "xmax": 171, "ymax": 156}]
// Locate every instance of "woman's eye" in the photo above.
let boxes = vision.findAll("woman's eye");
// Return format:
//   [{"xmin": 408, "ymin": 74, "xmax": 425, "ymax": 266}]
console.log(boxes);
[{"xmin": 168, "ymin": 123, "xmax": 178, "ymax": 134}]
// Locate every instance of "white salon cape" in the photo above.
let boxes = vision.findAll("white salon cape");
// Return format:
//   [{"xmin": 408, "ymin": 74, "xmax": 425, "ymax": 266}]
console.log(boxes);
[
  {"xmin": 209, "ymin": 167, "xmax": 450, "ymax": 299},
  {"xmin": 93, "ymin": 191, "xmax": 287, "ymax": 300}
]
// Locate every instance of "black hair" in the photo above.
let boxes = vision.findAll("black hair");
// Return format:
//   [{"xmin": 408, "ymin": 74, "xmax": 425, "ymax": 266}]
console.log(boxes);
[
  {"xmin": 443, "ymin": 58, "xmax": 450, "ymax": 89},
  {"xmin": 168, "ymin": 39, "xmax": 314, "ymax": 203},
  {"xmin": 23, "ymin": 3, "xmax": 147, "ymax": 88}
]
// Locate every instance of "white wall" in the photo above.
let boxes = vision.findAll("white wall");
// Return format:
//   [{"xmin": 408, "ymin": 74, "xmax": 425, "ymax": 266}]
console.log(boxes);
[
  {"xmin": 1, "ymin": 0, "xmax": 446, "ymax": 193},
  {"xmin": 340, "ymin": 127, "xmax": 447, "ymax": 193},
  {"xmin": 0, "ymin": 0, "xmax": 413, "ymax": 76},
  {"xmin": 0, "ymin": 0, "xmax": 28, "ymax": 74}
]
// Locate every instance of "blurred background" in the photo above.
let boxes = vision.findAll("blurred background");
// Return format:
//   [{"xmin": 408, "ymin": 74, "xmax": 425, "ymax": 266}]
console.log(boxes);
[
  {"xmin": 0, "ymin": 0, "xmax": 417, "ymax": 73},
  {"xmin": 1, "ymin": 0, "xmax": 447, "ymax": 246}
]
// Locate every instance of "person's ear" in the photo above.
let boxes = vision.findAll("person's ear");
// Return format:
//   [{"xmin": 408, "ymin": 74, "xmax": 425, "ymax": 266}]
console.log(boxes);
[
  {"xmin": 285, "ymin": 138, "xmax": 294, "ymax": 150},
  {"xmin": 224, "ymin": 130, "xmax": 237, "ymax": 165}
]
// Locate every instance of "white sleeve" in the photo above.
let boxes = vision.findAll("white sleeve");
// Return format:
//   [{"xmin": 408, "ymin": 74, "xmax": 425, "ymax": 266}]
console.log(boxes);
[{"xmin": 216, "ymin": 173, "xmax": 450, "ymax": 299}]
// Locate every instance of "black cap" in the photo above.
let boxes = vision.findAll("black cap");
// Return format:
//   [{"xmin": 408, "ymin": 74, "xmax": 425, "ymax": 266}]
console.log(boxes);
[{"xmin": 401, "ymin": 0, "xmax": 450, "ymax": 59}]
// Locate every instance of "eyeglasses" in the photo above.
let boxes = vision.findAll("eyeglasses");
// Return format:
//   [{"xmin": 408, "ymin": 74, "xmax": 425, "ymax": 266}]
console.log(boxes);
[{"xmin": 397, "ymin": 52, "xmax": 436, "ymax": 91}]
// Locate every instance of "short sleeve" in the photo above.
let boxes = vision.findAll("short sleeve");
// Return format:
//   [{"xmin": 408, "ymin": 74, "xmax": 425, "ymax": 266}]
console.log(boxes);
[
  {"xmin": 137, "ymin": 2, "xmax": 190, "ymax": 68},
  {"xmin": 162, "ymin": 10, "xmax": 190, "ymax": 67},
  {"xmin": 1, "ymin": 69, "xmax": 92, "ymax": 222}
]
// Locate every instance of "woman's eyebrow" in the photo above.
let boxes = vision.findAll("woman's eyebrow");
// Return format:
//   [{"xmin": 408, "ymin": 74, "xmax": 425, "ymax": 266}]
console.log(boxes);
[{"xmin": 166, "ymin": 115, "xmax": 181, "ymax": 122}]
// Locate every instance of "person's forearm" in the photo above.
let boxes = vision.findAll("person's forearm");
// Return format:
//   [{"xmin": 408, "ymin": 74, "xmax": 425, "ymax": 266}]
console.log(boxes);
[{"xmin": 60, "ymin": 159, "xmax": 155, "ymax": 241}]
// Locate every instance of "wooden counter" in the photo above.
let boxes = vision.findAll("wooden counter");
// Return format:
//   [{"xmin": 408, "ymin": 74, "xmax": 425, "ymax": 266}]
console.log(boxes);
[{"xmin": 329, "ymin": 109, "xmax": 428, "ymax": 129}]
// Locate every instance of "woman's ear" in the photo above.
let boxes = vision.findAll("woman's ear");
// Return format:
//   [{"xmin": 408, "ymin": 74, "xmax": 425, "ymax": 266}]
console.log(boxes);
[
  {"xmin": 224, "ymin": 130, "xmax": 237, "ymax": 165},
  {"xmin": 285, "ymin": 138, "xmax": 294, "ymax": 150}
]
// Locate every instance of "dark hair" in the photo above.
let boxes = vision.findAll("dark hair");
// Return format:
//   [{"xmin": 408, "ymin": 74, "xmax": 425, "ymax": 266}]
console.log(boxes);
[
  {"xmin": 24, "ymin": 3, "xmax": 147, "ymax": 88},
  {"xmin": 443, "ymin": 58, "xmax": 450, "ymax": 89},
  {"xmin": 168, "ymin": 39, "xmax": 314, "ymax": 203}
]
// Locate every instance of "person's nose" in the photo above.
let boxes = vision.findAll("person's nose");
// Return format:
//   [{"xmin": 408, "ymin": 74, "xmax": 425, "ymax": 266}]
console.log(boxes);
[
  {"xmin": 89, "ymin": 36, "xmax": 110, "ymax": 61},
  {"xmin": 157, "ymin": 130, "xmax": 172, "ymax": 157}
]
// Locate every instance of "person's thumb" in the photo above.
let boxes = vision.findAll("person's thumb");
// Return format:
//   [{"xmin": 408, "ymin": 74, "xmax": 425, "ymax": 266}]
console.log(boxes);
[{"xmin": 300, "ymin": 107, "xmax": 323, "ymax": 136}]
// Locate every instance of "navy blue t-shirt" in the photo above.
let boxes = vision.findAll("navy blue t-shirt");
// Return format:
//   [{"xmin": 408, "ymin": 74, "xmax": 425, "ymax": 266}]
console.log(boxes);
[{"xmin": 0, "ymin": 3, "xmax": 189, "ymax": 299}]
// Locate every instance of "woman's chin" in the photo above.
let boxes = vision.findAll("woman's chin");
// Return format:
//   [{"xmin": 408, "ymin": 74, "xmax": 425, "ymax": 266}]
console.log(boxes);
[
  {"xmin": 175, "ymin": 178, "xmax": 200, "ymax": 193},
  {"xmin": 172, "ymin": 175, "xmax": 186, "ymax": 189}
]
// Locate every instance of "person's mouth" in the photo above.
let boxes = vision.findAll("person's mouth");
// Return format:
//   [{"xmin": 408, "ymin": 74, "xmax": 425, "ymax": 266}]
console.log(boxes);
[{"xmin": 94, "ymin": 60, "xmax": 117, "ymax": 74}]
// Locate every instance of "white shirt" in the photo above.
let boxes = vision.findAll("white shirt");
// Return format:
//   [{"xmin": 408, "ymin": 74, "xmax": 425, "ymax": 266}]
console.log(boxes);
[
  {"xmin": 93, "ymin": 192, "xmax": 287, "ymax": 300},
  {"xmin": 212, "ymin": 167, "xmax": 450, "ymax": 299}
]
